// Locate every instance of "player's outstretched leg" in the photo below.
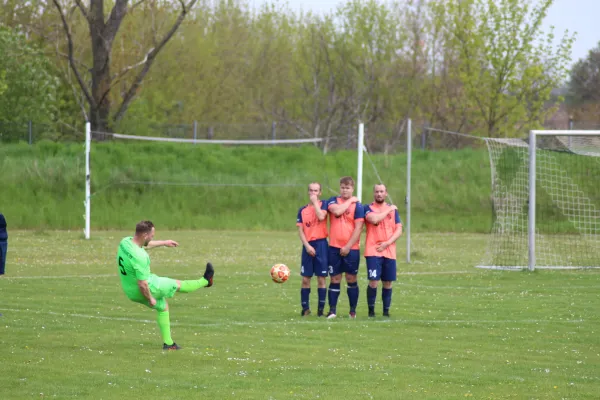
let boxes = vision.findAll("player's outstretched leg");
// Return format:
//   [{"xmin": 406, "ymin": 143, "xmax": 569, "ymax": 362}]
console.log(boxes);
[{"xmin": 178, "ymin": 262, "xmax": 215, "ymax": 293}]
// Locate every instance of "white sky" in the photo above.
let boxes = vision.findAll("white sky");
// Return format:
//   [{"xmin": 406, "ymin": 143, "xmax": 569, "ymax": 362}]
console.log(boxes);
[{"xmin": 252, "ymin": 0, "xmax": 598, "ymax": 64}]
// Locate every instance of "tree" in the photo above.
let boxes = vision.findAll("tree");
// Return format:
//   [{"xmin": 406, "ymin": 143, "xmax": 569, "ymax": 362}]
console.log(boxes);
[
  {"xmin": 567, "ymin": 41, "xmax": 600, "ymax": 106},
  {"xmin": 51, "ymin": 0, "xmax": 198, "ymax": 132},
  {"xmin": 435, "ymin": 0, "xmax": 574, "ymax": 137},
  {"xmin": 0, "ymin": 26, "xmax": 59, "ymax": 126}
]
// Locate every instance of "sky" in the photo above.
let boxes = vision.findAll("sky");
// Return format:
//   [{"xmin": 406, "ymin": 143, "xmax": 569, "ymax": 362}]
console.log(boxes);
[{"xmin": 253, "ymin": 0, "xmax": 598, "ymax": 64}]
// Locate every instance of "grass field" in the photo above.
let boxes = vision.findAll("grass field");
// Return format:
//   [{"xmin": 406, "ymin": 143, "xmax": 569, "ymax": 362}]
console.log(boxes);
[{"xmin": 1, "ymin": 230, "xmax": 600, "ymax": 399}]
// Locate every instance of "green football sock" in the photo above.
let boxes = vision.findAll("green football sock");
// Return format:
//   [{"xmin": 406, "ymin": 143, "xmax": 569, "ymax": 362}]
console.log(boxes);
[
  {"xmin": 179, "ymin": 278, "xmax": 209, "ymax": 293},
  {"xmin": 156, "ymin": 310, "xmax": 173, "ymax": 346}
]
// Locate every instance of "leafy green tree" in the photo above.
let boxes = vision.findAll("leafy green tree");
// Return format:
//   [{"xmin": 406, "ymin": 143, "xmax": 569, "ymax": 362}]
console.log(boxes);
[
  {"xmin": 0, "ymin": 26, "xmax": 59, "ymax": 126},
  {"xmin": 567, "ymin": 41, "xmax": 600, "ymax": 106},
  {"xmin": 433, "ymin": 0, "xmax": 574, "ymax": 137}
]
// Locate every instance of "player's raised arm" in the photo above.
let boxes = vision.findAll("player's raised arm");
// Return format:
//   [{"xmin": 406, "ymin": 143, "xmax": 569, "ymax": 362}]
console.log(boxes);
[
  {"xmin": 310, "ymin": 193, "xmax": 327, "ymax": 221},
  {"xmin": 365, "ymin": 204, "xmax": 397, "ymax": 225},
  {"xmin": 146, "ymin": 239, "xmax": 179, "ymax": 249},
  {"xmin": 328, "ymin": 196, "xmax": 358, "ymax": 216}
]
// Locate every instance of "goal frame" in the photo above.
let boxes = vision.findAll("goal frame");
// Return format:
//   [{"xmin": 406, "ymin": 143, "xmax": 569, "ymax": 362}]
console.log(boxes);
[
  {"xmin": 82, "ymin": 121, "xmax": 359, "ymax": 240},
  {"xmin": 527, "ymin": 130, "xmax": 600, "ymax": 271}
]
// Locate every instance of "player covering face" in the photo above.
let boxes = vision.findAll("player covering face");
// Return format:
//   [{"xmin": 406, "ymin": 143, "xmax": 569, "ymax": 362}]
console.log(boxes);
[{"xmin": 296, "ymin": 182, "xmax": 329, "ymax": 317}]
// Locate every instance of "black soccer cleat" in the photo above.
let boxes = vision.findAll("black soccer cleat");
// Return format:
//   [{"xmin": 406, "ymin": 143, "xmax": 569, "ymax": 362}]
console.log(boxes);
[
  {"xmin": 301, "ymin": 308, "xmax": 311, "ymax": 317},
  {"xmin": 317, "ymin": 309, "xmax": 324, "ymax": 317},
  {"xmin": 203, "ymin": 262, "xmax": 214, "ymax": 287},
  {"xmin": 368, "ymin": 308, "xmax": 376, "ymax": 318},
  {"xmin": 383, "ymin": 310, "xmax": 390, "ymax": 317},
  {"xmin": 163, "ymin": 342, "xmax": 182, "ymax": 351}
]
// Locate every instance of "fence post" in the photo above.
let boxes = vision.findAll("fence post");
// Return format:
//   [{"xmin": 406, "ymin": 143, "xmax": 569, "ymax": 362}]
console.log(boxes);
[
  {"xmin": 421, "ymin": 123, "xmax": 427, "ymax": 150},
  {"xmin": 28, "ymin": 120, "xmax": 33, "ymax": 145},
  {"xmin": 568, "ymin": 115, "xmax": 573, "ymax": 149},
  {"xmin": 271, "ymin": 121, "xmax": 276, "ymax": 141},
  {"xmin": 207, "ymin": 126, "xmax": 214, "ymax": 140},
  {"xmin": 193, "ymin": 120, "xmax": 197, "ymax": 144}
]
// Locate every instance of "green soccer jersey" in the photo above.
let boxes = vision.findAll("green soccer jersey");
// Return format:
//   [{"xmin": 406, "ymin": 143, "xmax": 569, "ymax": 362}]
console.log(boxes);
[{"xmin": 117, "ymin": 237, "xmax": 151, "ymax": 301}]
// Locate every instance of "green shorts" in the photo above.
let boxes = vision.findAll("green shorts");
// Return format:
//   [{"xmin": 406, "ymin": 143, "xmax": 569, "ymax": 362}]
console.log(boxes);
[{"xmin": 131, "ymin": 275, "xmax": 179, "ymax": 312}]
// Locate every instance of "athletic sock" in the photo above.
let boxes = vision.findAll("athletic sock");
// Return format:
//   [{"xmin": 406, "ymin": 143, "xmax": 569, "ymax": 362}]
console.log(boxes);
[
  {"xmin": 347, "ymin": 282, "xmax": 359, "ymax": 312},
  {"xmin": 382, "ymin": 288, "xmax": 392, "ymax": 312},
  {"xmin": 179, "ymin": 278, "xmax": 209, "ymax": 293},
  {"xmin": 317, "ymin": 288, "xmax": 327, "ymax": 311},
  {"xmin": 328, "ymin": 283, "xmax": 341, "ymax": 311},
  {"xmin": 156, "ymin": 310, "xmax": 173, "ymax": 345},
  {"xmin": 301, "ymin": 288, "xmax": 310, "ymax": 310},
  {"xmin": 367, "ymin": 286, "xmax": 377, "ymax": 309}
]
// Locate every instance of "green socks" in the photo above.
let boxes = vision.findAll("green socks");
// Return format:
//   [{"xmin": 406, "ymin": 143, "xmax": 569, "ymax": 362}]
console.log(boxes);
[
  {"xmin": 179, "ymin": 278, "xmax": 209, "ymax": 293},
  {"xmin": 156, "ymin": 310, "xmax": 173, "ymax": 346},
  {"xmin": 156, "ymin": 278, "xmax": 209, "ymax": 346}
]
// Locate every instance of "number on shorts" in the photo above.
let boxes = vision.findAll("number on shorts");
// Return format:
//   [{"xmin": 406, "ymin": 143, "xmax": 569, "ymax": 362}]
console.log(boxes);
[
  {"xmin": 118, "ymin": 256, "xmax": 127, "ymax": 275},
  {"xmin": 369, "ymin": 269, "xmax": 377, "ymax": 278}
]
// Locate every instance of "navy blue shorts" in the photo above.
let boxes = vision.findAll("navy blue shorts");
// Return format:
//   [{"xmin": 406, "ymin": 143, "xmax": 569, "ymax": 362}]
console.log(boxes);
[
  {"xmin": 301, "ymin": 239, "xmax": 329, "ymax": 277},
  {"xmin": 365, "ymin": 256, "xmax": 397, "ymax": 281},
  {"xmin": 328, "ymin": 247, "xmax": 360, "ymax": 276}
]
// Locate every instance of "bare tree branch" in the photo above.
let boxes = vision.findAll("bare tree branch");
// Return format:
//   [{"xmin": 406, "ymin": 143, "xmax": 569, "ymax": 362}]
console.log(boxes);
[
  {"xmin": 96, "ymin": 50, "xmax": 152, "ymax": 106},
  {"xmin": 52, "ymin": 0, "xmax": 94, "ymax": 108},
  {"xmin": 74, "ymin": 0, "xmax": 90, "ymax": 22},
  {"xmin": 131, "ymin": 0, "xmax": 146, "ymax": 10},
  {"xmin": 111, "ymin": 51, "xmax": 150, "ymax": 83},
  {"xmin": 113, "ymin": 0, "xmax": 199, "ymax": 123},
  {"xmin": 104, "ymin": 0, "xmax": 129, "ymax": 47}
]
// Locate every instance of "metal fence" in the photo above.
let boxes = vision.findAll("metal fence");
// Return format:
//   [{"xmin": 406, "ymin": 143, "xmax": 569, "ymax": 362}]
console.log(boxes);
[
  {"xmin": 3, "ymin": 118, "xmax": 600, "ymax": 153},
  {"xmin": 0, "ymin": 121, "xmax": 82, "ymax": 144}
]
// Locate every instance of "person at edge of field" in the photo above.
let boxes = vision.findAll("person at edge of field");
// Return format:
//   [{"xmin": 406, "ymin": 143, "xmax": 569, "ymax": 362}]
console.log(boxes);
[
  {"xmin": 364, "ymin": 184, "xmax": 403, "ymax": 317},
  {"xmin": 325, "ymin": 176, "xmax": 365, "ymax": 319},
  {"xmin": 0, "ymin": 212, "xmax": 6, "ymax": 317},
  {"xmin": 117, "ymin": 220, "xmax": 214, "ymax": 350},
  {"xmin": 0, "ymin": 212, "xmax": 7, "ymax": 278},
  {"xmin": 296, "ymin": 182, "xmax": 329, "ymax": 317}
]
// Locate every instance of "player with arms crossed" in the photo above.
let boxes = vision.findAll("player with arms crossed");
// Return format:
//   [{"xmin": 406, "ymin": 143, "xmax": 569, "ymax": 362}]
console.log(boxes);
[
  {"xmin": 364, "ymin": 184, "xmax": 402, "ymax": 317},
  {"xmin": 296, "ymin": 182, "xmax": 329, "ymax": 316},
  {"xmin": 325, "ymin": 176, "xmax": 365, "ymax": 319},
  {"xmin": 117, "ymin": 220, "xmax": 215, "ymax": 350}
]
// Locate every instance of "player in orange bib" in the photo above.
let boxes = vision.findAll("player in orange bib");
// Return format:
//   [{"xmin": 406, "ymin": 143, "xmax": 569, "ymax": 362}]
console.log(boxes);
[
  {"xmin": 364, "ymin": 184, "xmax": 403, "ymax": 317},
  {"xmin": 325, "ymin": 176, "xmax": 365, "ymax": 319},
  {"xmin": 296, "ymin": 182, "xmax": 329, "ymax": 317}
]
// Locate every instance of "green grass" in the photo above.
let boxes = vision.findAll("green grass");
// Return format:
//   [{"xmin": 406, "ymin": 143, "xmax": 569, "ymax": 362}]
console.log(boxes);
[{"xmin": 1, "ymin": 230, "xmax": 600, "ymax": 399}]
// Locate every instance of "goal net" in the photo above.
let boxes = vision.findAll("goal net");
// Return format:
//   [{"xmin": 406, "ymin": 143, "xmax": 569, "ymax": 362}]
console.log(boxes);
[{"xmin": 480, "ymin": 131, "xmax": 600, "ymax": 270}]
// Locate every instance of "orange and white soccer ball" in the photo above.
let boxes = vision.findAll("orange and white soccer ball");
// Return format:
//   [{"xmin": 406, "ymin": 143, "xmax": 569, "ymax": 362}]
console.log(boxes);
[{"xmin": 270, "ymin": 263, "xmax": 291, "ymax": 283}]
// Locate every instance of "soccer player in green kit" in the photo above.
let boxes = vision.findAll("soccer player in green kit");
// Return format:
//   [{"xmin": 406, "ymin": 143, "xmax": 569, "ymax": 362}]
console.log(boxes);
[{"xmin": 117, "ymin": 220, "xmax": 214, "ymax": 350}]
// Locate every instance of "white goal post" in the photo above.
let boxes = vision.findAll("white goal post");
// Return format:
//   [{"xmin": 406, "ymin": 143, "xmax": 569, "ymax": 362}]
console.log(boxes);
[
  {"xmin": 479, "ymin": 129, "xmax": 600, "ymax": 271},
  {"xmin": 82, "ymin": 122, "xmax": 327, "ymax": 239},
  {"xmin": 402, "ymin": 124, "xmax": 599, "ymax": 270},
  {"xmin": 526, "ymin": 130, "xmax": 600, "ymax": 271}
]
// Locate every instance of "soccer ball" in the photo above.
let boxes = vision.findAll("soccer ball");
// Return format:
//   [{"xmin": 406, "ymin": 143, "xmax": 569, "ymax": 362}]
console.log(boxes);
[{"xmin": 270, "ymin": 263, "xmax": 291, "ymax": 283}]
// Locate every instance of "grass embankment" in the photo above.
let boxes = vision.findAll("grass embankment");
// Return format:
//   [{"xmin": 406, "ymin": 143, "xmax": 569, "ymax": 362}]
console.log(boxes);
[{"xmin": 1, "ymin": 140, "xmax": 493, "ymax": 231}]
